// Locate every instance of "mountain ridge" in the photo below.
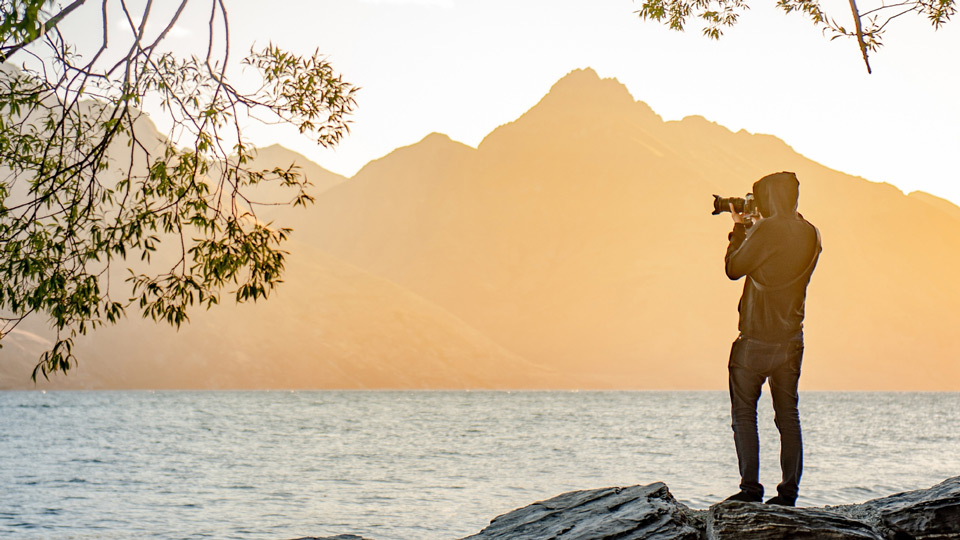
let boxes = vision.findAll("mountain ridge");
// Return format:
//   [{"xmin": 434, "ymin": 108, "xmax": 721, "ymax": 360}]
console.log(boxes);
[
  {"xmin": 300, "ymin": 67, "xmax": 960, "ymax": 390},
  {"xmin": 4, "ymin": 67, "xmax": 959, "ymax": 390}
]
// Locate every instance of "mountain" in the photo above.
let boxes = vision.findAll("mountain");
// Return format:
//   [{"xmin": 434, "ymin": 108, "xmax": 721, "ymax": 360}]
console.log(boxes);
[
  {"xmin": 4, "ymin": 67, "xmax": 959, "ymax": 390},
  {"xmin": 247, "ymin": 143, "xmax": 348, "ymax": 195},
  {"xmin": 0, "ymin": 244, "xmax": 553, "ymax": 389},
  {"xmin": 297, "ymin": 67, "xmax": 960, "ymax": 390},
  {"xmin": 0, "ymin": 102, "xmax": 548, "ymax": 389}
]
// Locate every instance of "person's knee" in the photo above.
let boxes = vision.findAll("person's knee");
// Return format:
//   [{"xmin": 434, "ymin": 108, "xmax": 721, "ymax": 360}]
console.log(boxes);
[
  {"xmin": 773, "ymin": 411, "xmax": 801, "ymax": 433},
  {"xmin": 731, "ymin": 409, "xmax": 758, "ymax": 430},
  {"xmin": 770, "ymin": 389, "xmax": 800, "ymax": 425}
]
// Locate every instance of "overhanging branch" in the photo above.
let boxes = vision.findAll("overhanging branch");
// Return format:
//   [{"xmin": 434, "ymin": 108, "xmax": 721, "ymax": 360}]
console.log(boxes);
[{"xmin": 0, "ymin": 0, "xmax": 88, "ymax": 63}]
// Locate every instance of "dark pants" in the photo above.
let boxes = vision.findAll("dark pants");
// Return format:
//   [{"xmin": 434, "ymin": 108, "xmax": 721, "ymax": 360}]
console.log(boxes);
[{"xmin": 728, "ymin": 333, "xmax": 804, "ymax": 502}]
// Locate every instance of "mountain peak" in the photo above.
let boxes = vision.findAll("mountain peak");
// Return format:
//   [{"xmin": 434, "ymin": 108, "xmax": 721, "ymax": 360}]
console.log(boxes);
[
  {"xmin": 420, "ymin": 132, "xmax": 454, "ymax": 144},
  {"xmin": 408, "ymin": 131, "xmax": 474, "ymax": 152},
  {"xmin": 545, "ymin": 67, "xmax": 636, "ymax": 107},
  {"xmin": 478, "ymin": 68, "xmax": 660, "ymax": 151},
  {"xmin": 353, "ymin": 131, "xmax": 475, "ymax": 179}
]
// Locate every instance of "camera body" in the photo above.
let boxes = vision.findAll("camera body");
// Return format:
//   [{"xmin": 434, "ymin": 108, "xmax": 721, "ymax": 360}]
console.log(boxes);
[{"xmin": 712, "ymin": 193, "xmax": 757, "ymax": 223}]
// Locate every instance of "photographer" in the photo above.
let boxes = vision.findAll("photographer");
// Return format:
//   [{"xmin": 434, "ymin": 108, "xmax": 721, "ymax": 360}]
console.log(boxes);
[{"xmin": 720, "ymin": 171, "xmax": 821, "ymax": 506}]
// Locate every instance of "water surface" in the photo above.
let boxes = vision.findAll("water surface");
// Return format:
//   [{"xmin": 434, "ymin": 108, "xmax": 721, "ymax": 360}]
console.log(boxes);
[{"xmin": 2, "ymin": 391, "xmax": 958, "ymax": 539}]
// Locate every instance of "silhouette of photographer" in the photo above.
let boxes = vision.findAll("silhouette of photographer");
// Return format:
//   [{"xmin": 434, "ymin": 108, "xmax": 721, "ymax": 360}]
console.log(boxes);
[{"xmin": 720, "ymin": 171, "xmax": 822, "ymax": 506}]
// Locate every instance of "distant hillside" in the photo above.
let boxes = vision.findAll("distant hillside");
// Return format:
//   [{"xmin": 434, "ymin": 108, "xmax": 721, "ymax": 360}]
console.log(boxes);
[
  {"xmin": 248, "ymin": 144, "xmax": 348, "ymax": 194},
  {"xmin": 0, "ymin": 245, "xmax": 553, "ymax": 389},
  {"xmin": 0, "ymin": 109, "xmax": 549, "ymax": 389},
  {"xmin": 299, "ymin": 68, "xmax": 960, "ymax": 390}
]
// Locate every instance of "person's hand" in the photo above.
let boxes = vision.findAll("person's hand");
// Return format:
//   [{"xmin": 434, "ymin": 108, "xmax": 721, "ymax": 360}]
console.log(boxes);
[{"xmin": 729, "ymin": 203, "xmax": 744, "ymax": 225}]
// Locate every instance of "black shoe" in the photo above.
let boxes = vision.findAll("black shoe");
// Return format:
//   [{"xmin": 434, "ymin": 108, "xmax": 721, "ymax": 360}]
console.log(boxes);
[
  {"xmin": 764, "ymin": 495, "xmax": 796, "ymax": 506},
  {"xmin": 724, "ymin": 491, "xmax": 762, "ymax": 503}
]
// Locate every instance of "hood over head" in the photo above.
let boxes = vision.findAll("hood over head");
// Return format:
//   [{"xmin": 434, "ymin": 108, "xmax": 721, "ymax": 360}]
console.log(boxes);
[{"xmin": 753, "ymin": 171, "xmax": 799, "ymax": 218}]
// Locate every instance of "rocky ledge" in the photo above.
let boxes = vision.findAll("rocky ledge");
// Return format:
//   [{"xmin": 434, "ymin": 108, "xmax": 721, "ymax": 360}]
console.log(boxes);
[{"xmin": 295, "ymin": 475, "xmax": 960, "ymax": 539}]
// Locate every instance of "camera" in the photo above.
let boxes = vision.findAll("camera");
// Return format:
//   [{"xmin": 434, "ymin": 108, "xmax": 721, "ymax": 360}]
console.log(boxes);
[{"xmin": 712, "ymin": 193, "xmax": 757, "ymax": 217}]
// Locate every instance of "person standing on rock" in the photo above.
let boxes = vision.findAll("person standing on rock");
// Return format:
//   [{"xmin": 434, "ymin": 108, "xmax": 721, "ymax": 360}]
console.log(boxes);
[{"xmin": 722, "ymin": 171, "xmax": 821, "ymax": 507}]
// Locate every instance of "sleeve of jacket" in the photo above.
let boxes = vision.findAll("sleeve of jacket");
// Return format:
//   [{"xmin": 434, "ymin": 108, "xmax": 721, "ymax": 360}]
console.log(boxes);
[{"xmin": 725, "ymin": 222, "xmax": 773, "ymax": 280}]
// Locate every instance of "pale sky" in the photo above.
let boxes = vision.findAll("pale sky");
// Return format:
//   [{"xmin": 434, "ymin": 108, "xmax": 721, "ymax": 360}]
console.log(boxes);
[{"xmin": 57, "ymin": 0, "xmax": 960, "ymax": 206}]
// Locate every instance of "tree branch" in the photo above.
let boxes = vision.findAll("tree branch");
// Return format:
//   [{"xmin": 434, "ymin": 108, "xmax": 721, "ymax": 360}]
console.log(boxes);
[
  {"xmin": 848, "ymin": 0, "xmax": 873, "ymax": 73},
  {"xmin": 0, "ymin": 0, "xmax": 88, "ymax": 63}
]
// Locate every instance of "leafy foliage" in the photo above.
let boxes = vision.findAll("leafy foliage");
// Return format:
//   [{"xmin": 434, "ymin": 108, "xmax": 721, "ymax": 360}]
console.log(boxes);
[
  {"xmin": 634, "ymin": 0, "xmax": 956, "ymax": 72},
  {"xmin": 0, "ymin": 0, "xmax": 357, "ymax": 380},
  {"xmin": 0, "ymin": 1, "xmax": 48, "ymax": 46}
]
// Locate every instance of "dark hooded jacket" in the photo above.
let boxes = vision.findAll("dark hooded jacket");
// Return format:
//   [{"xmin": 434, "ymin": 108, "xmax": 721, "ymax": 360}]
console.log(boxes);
[{"xmin": 725, "ymin": 172, "xmax": 821, "ymax": 342}]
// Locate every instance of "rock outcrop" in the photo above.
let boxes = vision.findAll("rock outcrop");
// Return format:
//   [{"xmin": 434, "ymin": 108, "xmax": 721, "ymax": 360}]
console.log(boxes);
[
  {"xmin": 830, "ymin": 476, "xmax": 960, "ymax": 540},
  {"xmin": 461, "ymin": 482, "xmax": 701, "ymax": 540},
  {"xmin": 294, "ymin": 476, "xmax": 960, "ymax": 539},
  {"xmin": 707, "ymin": 503, "xmax": 883, "ymax": 539},
  {"xmin": 461, "ymin": 476, "xmax": 960, "ymax": 540}
]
